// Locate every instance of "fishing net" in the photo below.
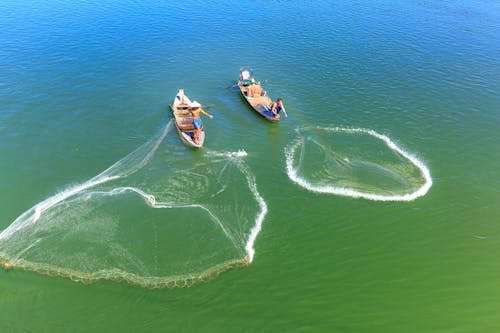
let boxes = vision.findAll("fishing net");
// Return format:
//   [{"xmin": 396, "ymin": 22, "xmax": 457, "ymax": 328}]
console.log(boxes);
[
  {"xmin": 285, "ymin": 126, "xmax": 432, "ymax": 201},
  {"xmin": 0, "ymin": 121, "xmax": 267, "ymax": 288}
]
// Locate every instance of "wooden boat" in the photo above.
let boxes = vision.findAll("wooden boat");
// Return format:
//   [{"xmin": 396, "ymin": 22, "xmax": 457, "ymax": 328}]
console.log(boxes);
[
  {"xmin": 170, "ymin": 89, "xmax": 206, "ymax": 148},
  {"xmin": 237, "ymin": 67, "xmax": 279, "ymax": 122}
]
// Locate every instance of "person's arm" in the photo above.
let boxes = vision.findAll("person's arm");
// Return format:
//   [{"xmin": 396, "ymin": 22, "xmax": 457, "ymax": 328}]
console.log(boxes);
[
  {"xmin": 201, "ymin": 109, "xmax": 213, "ymax": 119},
  {"xmin": 281, "ymin": 104, "xmax": 288, "ymax": 117},
  {"xmin": 270, "ymin": 103, "xmax": 277, "ymax": 115}
]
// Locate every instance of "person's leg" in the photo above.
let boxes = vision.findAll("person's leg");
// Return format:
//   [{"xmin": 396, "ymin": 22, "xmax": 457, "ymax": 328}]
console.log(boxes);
[
  {"xmin": 193, "ymin": 118, "xmax": 201, "ymax": 144},
  {"xmin": 193, "ymin": 129, "xmax": 200, "ymax": 144}
]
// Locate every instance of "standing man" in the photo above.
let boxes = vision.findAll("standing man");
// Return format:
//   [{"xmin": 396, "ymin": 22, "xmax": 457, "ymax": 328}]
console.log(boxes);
[{"xmin": 188, "ymin": 101, "xmax": 213, "ymax": 144}]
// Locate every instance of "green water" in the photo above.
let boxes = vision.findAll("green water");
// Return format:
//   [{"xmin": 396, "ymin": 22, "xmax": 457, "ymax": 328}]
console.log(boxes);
[{"xmin": 1, "ymin": 0, "xmax": 499, "ymax": 331}]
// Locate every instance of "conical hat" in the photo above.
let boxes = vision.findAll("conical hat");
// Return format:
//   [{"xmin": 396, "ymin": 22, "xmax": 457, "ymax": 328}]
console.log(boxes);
[{"xmin": 190, "ymin": 101, "xmax": 201, "ymax": 108}]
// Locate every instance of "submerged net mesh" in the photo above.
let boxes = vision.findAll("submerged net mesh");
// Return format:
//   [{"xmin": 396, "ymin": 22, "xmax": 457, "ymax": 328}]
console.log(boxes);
[
  {"xmin": 285, "ymin": 126, "xmax": 432, "ymax": 201},
  {"xmin": 0, "ymin": 121, "xmax": 267, "ymax": 288}
]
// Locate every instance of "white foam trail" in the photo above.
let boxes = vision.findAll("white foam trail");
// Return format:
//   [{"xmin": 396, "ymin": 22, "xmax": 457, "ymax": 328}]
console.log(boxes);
[
  {"xmin": 285, "ymin": 126, "xmax": 433, "ymax": 201},
  {"xmin": 205, "ymin": 148, "xmax": 267, "ymax": 262},
  {"xmin": 233, "ymin": 150, "xmax": 248, "ymax": 158},
  {"xmin": 239, "ymin": 161, "xmax": 267, "ymax": 262},
  {"xmin": 0, "ymin": 121, "xmax": 172, "ymax": 240},
  {"xmin": 206, "ymin": 149, "xmax": 248, "ymax": 159}
]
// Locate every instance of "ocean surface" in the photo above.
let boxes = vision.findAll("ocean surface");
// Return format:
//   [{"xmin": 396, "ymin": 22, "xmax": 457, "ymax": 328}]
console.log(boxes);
[{"xmin": 0, "ymin": 0, "xmax": 499, "ymax": 332}]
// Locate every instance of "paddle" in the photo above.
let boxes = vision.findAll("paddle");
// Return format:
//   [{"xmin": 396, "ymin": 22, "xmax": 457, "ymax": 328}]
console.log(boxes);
[{"xmin": 169, "ymin": 104, "xmax": 215, "ymax": 111}]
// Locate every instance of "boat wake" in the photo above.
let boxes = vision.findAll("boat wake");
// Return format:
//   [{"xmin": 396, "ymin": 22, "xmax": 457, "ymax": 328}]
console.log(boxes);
[
  {"xmin": 285, "ymin": 126, "xmax": 432, "ymax": 201},
  {"xmin": 0, "ymin": 121, "xmax": 267, "ymax": 288}
]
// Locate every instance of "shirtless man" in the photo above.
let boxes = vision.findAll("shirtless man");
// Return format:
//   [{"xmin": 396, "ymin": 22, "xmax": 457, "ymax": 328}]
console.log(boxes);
[
  {"xmin": 176, "ymin": 89, "xmax": 214, "ymax": 144},
  {"xmin": 270, "ymin": 98, "xmax": 287, "ymax": 119},
  {"xmin": 249, "ymin": 83, "xmax": 263, "ymax": 97},
  {"xmin": 177, "ymin": 100, "xmax": 213, "ymax": 144}
]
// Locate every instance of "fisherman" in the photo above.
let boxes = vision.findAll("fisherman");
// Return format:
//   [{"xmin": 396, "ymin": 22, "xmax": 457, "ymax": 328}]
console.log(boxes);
[
  {"xmin": 249, "ymin": 83, "xmax": 263, "ymax": 97},
  {"xmin": 186, "ymin": 101, "xmax": 213, "ymax": 144},
  {"xmin": 270, "ymin": 98, "xmax": 287, "ymax": 119}
]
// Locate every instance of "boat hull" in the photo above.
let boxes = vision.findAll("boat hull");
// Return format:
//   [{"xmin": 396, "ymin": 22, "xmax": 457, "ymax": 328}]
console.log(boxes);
[
  {"xmin": 238, "ymin": 83, "xmax": 279, "ymax": 122},
  {"xmin": 171, "ymin": 90, "xmax": 206, "ymax": 148}
]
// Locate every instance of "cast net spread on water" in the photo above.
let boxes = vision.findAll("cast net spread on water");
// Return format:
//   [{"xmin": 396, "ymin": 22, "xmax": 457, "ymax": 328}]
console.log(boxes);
[
  {"xmin": 285, "ymin": 126, "xmax": 432, "ymax": 201},
  {"xmin": 0, "ymin": 121, "xmax": 267, "ymax": 288}
]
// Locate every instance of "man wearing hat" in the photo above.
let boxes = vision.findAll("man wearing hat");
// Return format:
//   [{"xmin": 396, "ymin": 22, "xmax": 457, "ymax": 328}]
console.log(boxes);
[{"xmin": 189, "ymin": 101, "xmax": 213, "ymax": 144}]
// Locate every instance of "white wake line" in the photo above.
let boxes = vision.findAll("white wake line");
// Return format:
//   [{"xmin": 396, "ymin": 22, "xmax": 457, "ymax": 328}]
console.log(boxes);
[
  {"xmin": 205, "ymin": 149, "xmax": 248, "ymax": 159},
  {"xmin": 206, "ymin": 149, "xmax": 267, "ymax": 261},
  {"xmin": 241, "ymin": 162, "xmax": 268, "ymax": 263},
  {"xmin": 0, "ymin": 122, "xmax": 172, "ymax": 240},
  {"xmin": 201, "ymin": 150, "xmax": 267, "ymax": 262},
  {"xmin": 285, "ymin": 127, "xmax": 433, "ymax": 202}
]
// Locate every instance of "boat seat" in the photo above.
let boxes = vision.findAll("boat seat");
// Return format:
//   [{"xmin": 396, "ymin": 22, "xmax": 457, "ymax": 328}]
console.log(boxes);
[
  {"xmin": 180, "ymin": 124, "xmax": 195, "ymax": 131},
  {"xmin": 177, "ymin": 117, "xmax": 195, "ymax": 131},
  {"xmin": 177, "ymin": 103, "xmax": 190, "ymax": 109}
]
